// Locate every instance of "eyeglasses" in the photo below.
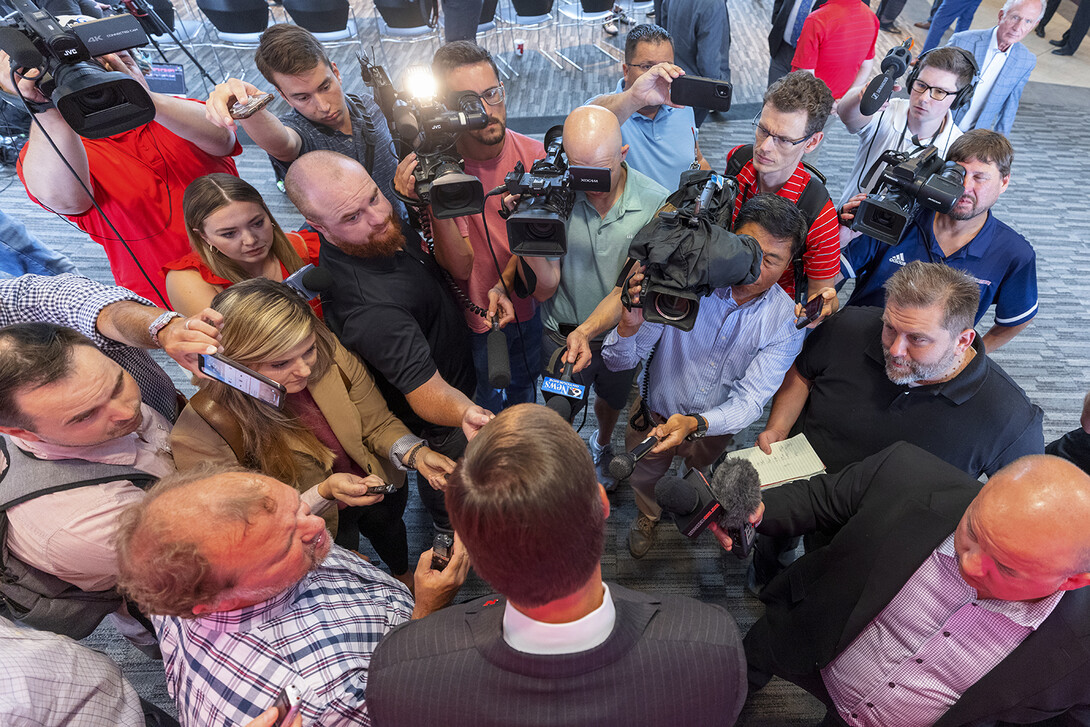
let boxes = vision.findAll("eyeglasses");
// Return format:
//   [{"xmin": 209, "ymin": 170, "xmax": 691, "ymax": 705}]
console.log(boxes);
[
  {"xmin": 478, "ymin": 85, "xmax": 505, "ymax": 106},
  {"xmin": 751, "ymin": 113, "xmax": 812, "ymax": 148},
  {"xmin": 627, "ymin": 62, "xmax": 659, "ymax": 72},
  {"xmin": 908, "ymin": 79, "xmax": 959, "ymax": 101}
]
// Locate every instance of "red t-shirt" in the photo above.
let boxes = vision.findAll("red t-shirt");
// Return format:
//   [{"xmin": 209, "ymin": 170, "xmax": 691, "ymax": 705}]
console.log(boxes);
[
  {"xmin": 17, "ymin": 101, "xmax": 242, "ymax": 306},
  {"xmin": 162, "ymin": 230, "xmax": 323, "ymax": 317},
  {"xmin": 791, "ymin": 0, "xmax": 880, "ymax": 100},
  {"xmin": 450, "ymin": 131, "xmax": 546, "ymax": 334},
  {"xmin": 726, "ymin": 145, "xmax": 841, "ymax": 300}
]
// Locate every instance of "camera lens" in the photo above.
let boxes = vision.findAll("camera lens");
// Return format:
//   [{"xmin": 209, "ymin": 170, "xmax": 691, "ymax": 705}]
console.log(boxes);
[{"xmin": 653, "ymin": 293, "xmax": 691, "ymax": 322}]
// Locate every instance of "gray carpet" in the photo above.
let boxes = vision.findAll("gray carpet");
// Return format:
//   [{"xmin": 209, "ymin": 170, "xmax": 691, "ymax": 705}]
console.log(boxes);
[{"xmin": 2, "ymin": 0, "xmax": 1089, "ymax": 724}]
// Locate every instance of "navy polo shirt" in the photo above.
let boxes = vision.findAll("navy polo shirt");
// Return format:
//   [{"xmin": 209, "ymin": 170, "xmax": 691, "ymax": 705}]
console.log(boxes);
[{"xmin": 840, "ymin": 210, "xmax": 1038, "ymax": 327}]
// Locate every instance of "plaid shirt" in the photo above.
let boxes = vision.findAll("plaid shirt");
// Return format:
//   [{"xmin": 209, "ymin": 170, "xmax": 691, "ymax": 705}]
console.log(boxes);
[
  {"xmin": 0, "ymin": 273, "xmax": 178, "ymax": 421},
  {"xmin": 155, "ymin": 546, "xmax": 414, "ymax": 727}
]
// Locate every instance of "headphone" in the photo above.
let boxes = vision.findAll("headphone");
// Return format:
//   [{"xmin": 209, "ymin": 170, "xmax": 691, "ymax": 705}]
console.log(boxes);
[{"xmin": 905, "ymin": 46, "xmax": 980, "ymax": 115}]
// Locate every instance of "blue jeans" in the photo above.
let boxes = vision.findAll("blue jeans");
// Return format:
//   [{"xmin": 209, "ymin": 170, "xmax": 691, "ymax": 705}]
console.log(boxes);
[
  {"xmin": 922, "ymin": 0, "xmax": 983, "ymax": 50},
  {"xmin": 470, "ymin": 307, "xmax": 543, "ymax": 413},
  {"xmin": 0, "ymin": 208, "xmax": 78, "ymax": 278}
]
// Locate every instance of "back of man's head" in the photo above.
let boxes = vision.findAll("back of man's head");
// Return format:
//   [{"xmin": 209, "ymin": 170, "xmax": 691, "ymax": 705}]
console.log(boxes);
[
  {"xmin": 0, "ymin": 323, "xmax": 94, "ymax": 430},
  {"xmin": 947, "ymin": 128, "xmax": 1014, "ymax": 178},
  {"xmin": 919, "ymin": 46, "xmax": 978, "ymax": 92},
  {"xmin": 563, "ymin": 105, "xmax": 624, "ymax": 170},
  {"xmin": 624, "ymin": 23, "xmax": 672, "ymax": 62},
  {"xmin": 445, "ymin": 404, "xmax": 605, "ymax": 608},
  {"xmin": 284, "ymin": 150, "xmax": 362, "ymax": 222},
  {"xmin": 432, "ymin": 40, "xmax": 500, "ymax": 91},
  {"xmin": 764, "ymin": 71, "xmax": 834, "ymax": 138},
  {"xmin": 883, "ymin": 261, "xmax": 979, "ymax": 334},
  {"xmin": 116, "ymin": 465, "xmax": 277, "ymax": 618},
  {"xmin": 254, "ymin": 24, "xmax": 331, "ymax": 87},
  {"xmin": 734, "ymin": 193, "xmax": 808, "ymax": 259}
]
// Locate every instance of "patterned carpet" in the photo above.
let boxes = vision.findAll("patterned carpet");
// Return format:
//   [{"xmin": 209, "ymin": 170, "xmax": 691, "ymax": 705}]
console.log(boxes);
[{"xmin": 1, "ymin": 0, "xmax": 1088, "ymax": 723}]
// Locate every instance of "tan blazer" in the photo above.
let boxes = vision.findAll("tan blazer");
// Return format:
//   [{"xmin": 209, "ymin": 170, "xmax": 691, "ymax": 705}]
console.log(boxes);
[{"xmin": 171, "ymin": 342, "xmax": 413, "ymax": 531}]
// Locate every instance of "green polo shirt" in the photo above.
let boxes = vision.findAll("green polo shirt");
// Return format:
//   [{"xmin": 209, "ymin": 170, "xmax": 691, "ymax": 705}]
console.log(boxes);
[{"xmin": 543, "ymin": 163, "xmax": 668, "ymax": 336}]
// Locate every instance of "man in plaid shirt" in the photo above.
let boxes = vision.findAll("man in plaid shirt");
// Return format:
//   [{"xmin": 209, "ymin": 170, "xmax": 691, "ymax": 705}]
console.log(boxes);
[{"xmin": 116, "ymin": 467, "xmax": 468, "ymax": 727}]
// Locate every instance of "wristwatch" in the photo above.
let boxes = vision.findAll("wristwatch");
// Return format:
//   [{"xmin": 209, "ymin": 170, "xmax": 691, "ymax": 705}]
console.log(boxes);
[
  {"xmin": 148, "ymin": 311, "xmax": 183, "ymax": 347},
  {"xmin": 687, "ymin": 414, "xmax": 709, "ymax": 440}
]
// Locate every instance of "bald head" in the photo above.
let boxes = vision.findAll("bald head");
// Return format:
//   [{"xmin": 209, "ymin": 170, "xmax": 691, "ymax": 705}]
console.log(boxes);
[
  {"xmin": 284, "ymin": 150, "xmax": 370, "ymax": 223},
  {"xmin": 562, "ymin": 106, "xmax": 627, "ymax": 197}
]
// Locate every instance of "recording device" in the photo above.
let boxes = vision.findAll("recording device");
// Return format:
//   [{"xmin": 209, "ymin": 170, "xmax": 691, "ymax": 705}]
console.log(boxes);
[
  {"xmin": 621, "ymin": 169, "xmax": 763, "ymax": 332},
  {"xmin": 359, "ymin": 55, "xmax": 488, "ymax": 219},
  {"xmin": 655, "ymin": 459, "xmax": 761, "ymax": 558},
  {"xmin": 0, "ymin": 0, "xmax": 155, "ymax": 139},
  {"xmin": 283, "ymin": 264, "xmax": 334, "ymax": 301},
  {"xmin": 486, "ymin": 317, "xmax": 510, "ymax": 389},
  {"xmin": 852, "ymin": 145, "xmax": 966, "ymax": 245},
  {"xmin": 367, "ymin": 481, "xmax": 398, "ymax": 495},
  {"xmin": 197, "ymin": 353, "xmax": 286, "ymax": 410},
  {"xmin": 541, "ymin": 351, "xmax": 587, "ymax": 423},
  {"xmin": 272, "ymin": 683, "xmax": 303, "ymax": 727},
  {"xmin": 795, "ymin": 294, "xmax": 823, "ymax": 330},
  {"xmin": 502, "ymin": 124, "xmax": 610, "ymax": 257},
  {"xmin": 229, "ymin": 91, "xmax": 273, "ymax": 120},
  {"xmin": 608, "ymin": 435, "xmax": 659, "ymax": 481},
  {"xmin": 669, "ymin": 75, "xmax": 733, "ymax": 113},
  {"xmin": 859, "ymin": 39, "xmax": 913, "ymax": 117},
  {"xmin": 431, "ymin": 532, "xmax": 453, "ymax": 571}
]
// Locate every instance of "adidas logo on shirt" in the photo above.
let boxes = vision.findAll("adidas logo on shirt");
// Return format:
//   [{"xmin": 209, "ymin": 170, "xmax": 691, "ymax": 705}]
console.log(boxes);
[{"xmin": 888, "ymin": 252, "xmax": 907, "ymax": 266}]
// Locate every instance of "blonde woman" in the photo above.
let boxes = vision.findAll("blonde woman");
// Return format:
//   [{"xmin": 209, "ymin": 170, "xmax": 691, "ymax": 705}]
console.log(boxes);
[
  {"xmin": 164, "ymin": 173, "xmax": 321, "ymax": 317},
  {"xmin": 171, "ymin": 278, "xmax": 454, "ymax": 586}
]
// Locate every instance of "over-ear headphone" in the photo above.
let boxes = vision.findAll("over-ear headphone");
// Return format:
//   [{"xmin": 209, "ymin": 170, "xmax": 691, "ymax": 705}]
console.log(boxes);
[{"xmin": 905, "ymin": 46, "xmax": 980, "ymax": 115}]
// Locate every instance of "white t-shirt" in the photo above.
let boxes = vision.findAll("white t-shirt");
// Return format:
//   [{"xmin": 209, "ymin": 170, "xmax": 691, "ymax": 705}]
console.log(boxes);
[{"xmin": 838, "ymin": 97, "xmax": 964, "ymax": 209}]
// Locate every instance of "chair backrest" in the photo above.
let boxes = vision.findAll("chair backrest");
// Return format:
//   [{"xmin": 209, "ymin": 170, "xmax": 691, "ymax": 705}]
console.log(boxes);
[
  {"xmin": 580, "ymin": 0, "xmax": 613, "ymax": 13},
  {"xmin": 196, "ymin": 0, "xmax": 269, "ymax": 34},
  {"xmin": 150, "ymin": 0, "xmax": 175, "ymax": 31},
  {"xmin": 479, "ymin": 0, "xmax": 500, "ymax": 22},
  {"xmin": 283, "ymin": 0, "xmax": 350, "ymax": 33},
  {"xmin": 511, "ymin": 0, "xmax": 553, "ymax": 16},
  {"xmin": 374, "ymin": 0, "xmax": 433, "ymax": 29}
]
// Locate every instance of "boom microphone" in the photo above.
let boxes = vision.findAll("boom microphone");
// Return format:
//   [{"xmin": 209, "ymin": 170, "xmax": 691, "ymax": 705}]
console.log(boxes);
[
  {"xmin": 486, "ymin": 319, "xmax": 511, "ymax": 389},
  {"xmin": 283, "ymin": 264, "xmax": 333, "ymax": 301},
  {"xmin": 608, "ymin": 435, "xmax": 659, "ymax": 481},
  {"xmin": 859, "ymin": 39, "xmax": 914, "ymax": 117}
]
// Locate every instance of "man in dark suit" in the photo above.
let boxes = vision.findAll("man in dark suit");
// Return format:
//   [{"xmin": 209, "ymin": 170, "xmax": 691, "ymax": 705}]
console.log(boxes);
[
  {"xmin": 367, "ymin": 403, "xmax": 748, "ymax": 726},
  {"xmin": 718, "ymin": 442, "xmax": 1090, "ymax": 726},
  {"xmin": 769, "ymin": 0, "xmax": 818, "ymax": 86}
]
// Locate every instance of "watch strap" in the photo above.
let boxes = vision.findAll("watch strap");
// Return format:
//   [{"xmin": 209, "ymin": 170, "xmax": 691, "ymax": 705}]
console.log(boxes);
[{"xmin": 148, "ymin": 311, "xmax": 183, "ymax": 347}]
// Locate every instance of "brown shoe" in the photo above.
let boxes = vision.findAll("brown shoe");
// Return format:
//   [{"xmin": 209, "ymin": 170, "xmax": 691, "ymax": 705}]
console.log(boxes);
[
  {"xmin": 628, "ymin": 513, "xmax": 659, "ymax": 559},
  {"xmin": 914, "ymin": 20, "xmax": 931, "ymax": 29}
]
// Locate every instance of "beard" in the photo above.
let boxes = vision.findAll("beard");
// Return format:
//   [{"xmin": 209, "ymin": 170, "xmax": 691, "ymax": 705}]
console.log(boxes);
[
  {"xmin": 947, "ymin": 193, "xmax": 984, "ymax": 221},
  {"xmin": 333, "ymin": 215, "xmax": 406, "ymax": 259},
  {"xmin": 468, "ymin": 117, "xmax": 506, "ymax": 146},
  {"xmin": 883, "ymin": 344, "xmax": 960, "ymax": 385}
]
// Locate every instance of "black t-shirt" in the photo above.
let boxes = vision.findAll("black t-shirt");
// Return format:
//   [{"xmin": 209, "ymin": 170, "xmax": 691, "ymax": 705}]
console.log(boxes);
[
  {"xmin": 794, "ymin": 306, "xmax": 1044, "ymax": 477},
  {"xmin": 320, "ymin": 222, "xmax": 475, "ymax": 444}
]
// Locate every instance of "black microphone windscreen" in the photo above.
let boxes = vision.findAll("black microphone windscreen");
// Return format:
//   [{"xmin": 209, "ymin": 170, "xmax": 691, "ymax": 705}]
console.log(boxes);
[
  {"xmin": 608, "ymin": 453, "xmax": 635, "ymax": 481},
  {"xmin": 0, "ymin": 27, "xmax": 45, "ymax": 70},
  {"xmin": 301, "ymin": 265, "xmax": 334, "ymax": 293},
  {"xmin": 655, "ymin": 476, "xmax": 700, "ymax": 516},
  {"xmin": 859, "ymin": 73, "xmax": 894, "ymax": 117},
  {"xmin": 707, "ymin": 459, "xmax": 762, "ymax": 528},
  {"xmin": 486, "ymin": 328, "xmax": 511, "ymax": 389},
  {"xmin": 545, "ymin": 395, "xmax": 571, "ymax": 422}
]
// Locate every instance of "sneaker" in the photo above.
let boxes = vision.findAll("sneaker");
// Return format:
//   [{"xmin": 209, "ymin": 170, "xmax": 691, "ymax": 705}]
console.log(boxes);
[
  {"xmin": 603, "ymin": 18, "xmax": 619, "ymax": 35},
  {"xmin": 645, "ymin": 9, "xmax": 655, "ymax": 17},
  {"xmin": 589, "ymin": 429, "xmax": 618, "ymax": 492},
  {"xmin": 611, "ymin": 4, "xmax": 632, "ymax": 24},
  {"xmin": 628, "ymin": 512, "xmax": 658, "ymax": 558}
]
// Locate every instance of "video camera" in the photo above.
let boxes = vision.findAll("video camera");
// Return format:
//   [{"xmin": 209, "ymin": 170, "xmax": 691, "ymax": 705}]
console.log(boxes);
[
  {"xmin": 502, "ymin": 124, "xmax": 610, "ymax": 257},
  {"xmin": 852, "ymin": 145, "xmax": 966, "ymax": 245},
  {"xmin": 621, "ymin": 169, "xmax": 763, "ymax": 332},
  {"xmin": 0, "ymin": 0, "xmax": 154, "ymax": 139},
  {"xmin": 359, "ymin": 56, "xmax": 488, "ymax": 219},
  {"xmin": 655, "ymin": 459, "xmax": 761, "ymax": 559}
]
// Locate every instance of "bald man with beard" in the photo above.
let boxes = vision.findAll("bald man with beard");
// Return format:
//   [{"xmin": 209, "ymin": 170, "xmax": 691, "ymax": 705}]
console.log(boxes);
[
  {"xmin": 519, "ymin": 106, "xmax": 668, "ymax": 491},
  {"xmin": 284, "ymin": 151, "xmax": 498, "ymax": 534}
]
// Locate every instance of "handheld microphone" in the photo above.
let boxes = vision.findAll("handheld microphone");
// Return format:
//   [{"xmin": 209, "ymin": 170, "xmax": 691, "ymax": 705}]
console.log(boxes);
[
  {"xmin": 608, "ymin": 435, "xmax": 659, "ymax": 481},
  {"xmin": 654, "ymin": 458, "xmax": 761, "ymax": 558},
  {"xmin": 859, "ymin": 39, "xmax": 914, "ymax": 117},
  {"xmin": 486, "ymin": 318, "xmax": 511, "ymax": 389},
  {"xmin": 541, "ymin": 351, "xmax": 587, "ymax": 424},
  {"xmin": 283, "ymin": 264, "xmax": 334, "ymax": 301}
]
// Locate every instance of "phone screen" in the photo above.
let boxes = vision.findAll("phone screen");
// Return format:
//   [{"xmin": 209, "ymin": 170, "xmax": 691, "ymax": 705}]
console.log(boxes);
[
  {"xmin": 199, "ymin": 353, "xmax": 285, "ymax": 408},
  {"xmin": 796, "ymin": 296, "xmax": 824, "ymax": 329}
]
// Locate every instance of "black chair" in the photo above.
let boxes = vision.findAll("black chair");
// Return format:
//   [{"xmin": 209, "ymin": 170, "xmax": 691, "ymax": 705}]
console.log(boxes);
[
  {"xmin": 282, "ymin": 0, "xmax": 357, "ymax": 39},
  {"xmin": 195, "ymin": 0, "xmax": 270, "ymax": 38},
  {"xmin": 374, "ymin": 0, "xmax": 435, "ymax": 29}
]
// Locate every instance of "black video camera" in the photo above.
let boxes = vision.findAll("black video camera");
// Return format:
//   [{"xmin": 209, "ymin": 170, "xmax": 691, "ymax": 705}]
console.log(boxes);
[
  {"xmin": 852, "ymin": 145, "xmax": 966, "ymax": 245},
  {"xmin": 621, "ymin": 169, "xmax": 763, "ymax": 332},
  {"xmin": 655, "ymin": 459, "xmax": 760, "ymax": 559},
  {"xmin": 0, "ymin": 0, "xmax": 154, "ymax": 139},
  {"xmin": 502, "ymin": 124, "xmax": 610, "ymax": 257},
  {"xmin": 359, "ymin": 56, "xmax": 488, "ymax": 219}
]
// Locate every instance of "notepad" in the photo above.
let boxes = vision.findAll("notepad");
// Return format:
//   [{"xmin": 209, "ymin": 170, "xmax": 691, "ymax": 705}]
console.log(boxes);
[{"xmin": 725, "ymin": 434, "xmax": 826, "ymax": 489}]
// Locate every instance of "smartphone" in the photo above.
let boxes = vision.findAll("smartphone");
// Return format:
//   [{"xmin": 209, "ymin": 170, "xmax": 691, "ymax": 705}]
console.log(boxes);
[
  {"xmin": 671, "ymin": 75, "xmax": 733, "ymax": 112},
  {"xmin": 198, "ymin": 353, "xmax": 286, "ymax": 409},
  {"xmin": 795, "ymin": 295, "xmax": 824, "ymax": 329},
  {"xmin": 230, "ymin": 92, "xmax": 273, "ymax": 120},
  {"xmin": 431, "ymin": 532, "xmax": 454, "ymax": 571},
  {"xmin": 367, "ymin": 482, "xmax": 398, "ymax": 495},
  {"xmin": 272, "ymin": 684, "xmax": 303, "ymax": 727}
]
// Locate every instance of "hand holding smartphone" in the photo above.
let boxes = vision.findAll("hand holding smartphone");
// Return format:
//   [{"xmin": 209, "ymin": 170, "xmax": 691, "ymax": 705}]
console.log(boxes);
[
  {"xmin": 795, "ymin": 295, "xmax": 824, "ymax": 329},
  {"xmin": 670, "ymin": 76, "xmax": 733, "ymax": 112},
  {"xmin": 273, "ymin": 684, "xmax": 302, "ymax": 727}
]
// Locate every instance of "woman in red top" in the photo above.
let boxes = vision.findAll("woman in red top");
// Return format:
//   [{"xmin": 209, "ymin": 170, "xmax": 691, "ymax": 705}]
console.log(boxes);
[{"xmin": 164, "ymin": 173, "xmax": 321, "ymax": 316}]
